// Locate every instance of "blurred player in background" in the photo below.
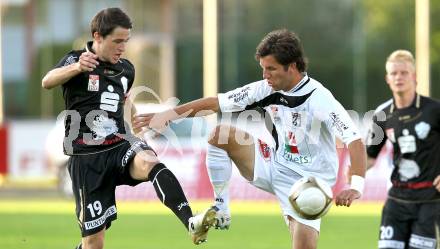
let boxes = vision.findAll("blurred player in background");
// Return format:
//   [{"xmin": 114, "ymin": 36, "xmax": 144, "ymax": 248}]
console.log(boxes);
[
  {"xmin": 41, "ymin": 7, "xmax": 216, "ymax": 249},
  {"xmin": 366, "ymin": 50, "xmax": 440, "ymax": 249},
  {"xmin": 134, "ymin": 29, "xmax": 367, "ymax": 249}
]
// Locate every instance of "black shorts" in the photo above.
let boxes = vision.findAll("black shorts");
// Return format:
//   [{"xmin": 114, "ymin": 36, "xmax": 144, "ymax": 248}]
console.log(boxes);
[
  {"xmin": 68, "ymin": 140, "xmax": 154, "ymax": 237},
  {"xmin": 378, "ymin": 197, "xmax": 440, "ymax": 249}
]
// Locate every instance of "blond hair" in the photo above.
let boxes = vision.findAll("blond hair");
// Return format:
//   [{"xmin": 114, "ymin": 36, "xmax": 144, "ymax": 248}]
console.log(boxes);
[{"xmin": 386, "ymin": 50, "xmax": 415, "ymax": 68}]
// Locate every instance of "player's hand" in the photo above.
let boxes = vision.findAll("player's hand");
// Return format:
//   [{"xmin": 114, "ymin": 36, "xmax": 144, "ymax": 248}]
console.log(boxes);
[
  {"xmin": 77, "ymin": 51, "xmax": 99, "ymax": 72},
  {"xmin": 133, "ymin": 111, "xmax": 175, "ymax": 133},
  {"xmin": 433, "ymin": 175, "xmax": 440, "ymax": 192},
  {"xmin": 335, "ymin": 189, "xmax": 361, "ymax": 207}
]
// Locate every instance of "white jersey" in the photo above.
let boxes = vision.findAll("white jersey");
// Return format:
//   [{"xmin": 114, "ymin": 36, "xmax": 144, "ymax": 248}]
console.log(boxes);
[{"xmin": 218, "ymin": 74, "xmax": 361, "ymax": 185}]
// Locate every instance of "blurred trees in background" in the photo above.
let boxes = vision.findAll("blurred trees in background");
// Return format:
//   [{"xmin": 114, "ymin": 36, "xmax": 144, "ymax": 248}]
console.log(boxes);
[{"xmin": 3, "ymin": 0, "xmax": 439, "ymax": 118}]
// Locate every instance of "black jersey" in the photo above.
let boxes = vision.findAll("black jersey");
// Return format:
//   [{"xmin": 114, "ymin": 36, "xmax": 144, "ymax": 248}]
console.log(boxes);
[
  {"xmin": 367, "ymin": 94, "xmax": 440, "ymax": 201},
  {"xmin": 55, "ymin": 41, "xmax": 135, "ymax": 155}
]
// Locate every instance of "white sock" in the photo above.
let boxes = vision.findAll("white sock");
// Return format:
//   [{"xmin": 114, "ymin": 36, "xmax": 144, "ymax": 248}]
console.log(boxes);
[{"xmin": 206, "ymin": 144, "xmax": 232, "ymax": 212}]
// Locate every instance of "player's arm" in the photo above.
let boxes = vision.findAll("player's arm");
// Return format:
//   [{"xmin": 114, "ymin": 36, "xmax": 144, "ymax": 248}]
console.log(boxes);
[
  {"xmin": 335, "ymin": 139, "xmax": 367, "ymax": 207},
  {"xmin": 366, "ymin": 157, "xmax": 376, "ymax": 170},
  {"xmin": 132, "ymin": 97, "xmax": 219, "ymax": 131},
  {"xmin": 123, "ymin": 98, "xmax": 142, "ymax": 135},
  {"xmin": 364, "ymin": 108, "xmax": 388, "ymax": 170},
  {"xmin": 42, "ymin": 51, "xmax": 99, "ymax": 89},
  {"xmin": 347, "ymin": 139, "xmax": 367, "ymax": 179},
  {"xmin": 133, "ymin": 80, "xmax": 269, "ymax": 130},
  {"xmin": 315, "ymin": 92, "xmax": 367, "ymax": 207},
  {"xmin": 175, "ymin": 97, "xmax": 220, "ymax": 117}
]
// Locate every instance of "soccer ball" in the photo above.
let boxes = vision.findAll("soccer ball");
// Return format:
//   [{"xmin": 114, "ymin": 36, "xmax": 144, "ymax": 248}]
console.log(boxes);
[{"xmin": 288, "ymin": 176, "xmax": 333, "ymax": 220}]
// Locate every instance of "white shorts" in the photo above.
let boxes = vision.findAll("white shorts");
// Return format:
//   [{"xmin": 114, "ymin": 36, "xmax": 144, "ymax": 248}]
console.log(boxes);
[{"xmin": 250, "ymin": 138, "xmax": 321, "ymax": 232}]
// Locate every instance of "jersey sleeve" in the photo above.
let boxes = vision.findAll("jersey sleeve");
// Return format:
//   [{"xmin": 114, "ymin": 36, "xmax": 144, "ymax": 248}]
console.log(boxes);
[
  {"xmin": 125, "ymin": 59, "xmax": 136, "ymax": 92},
  {"xmin": 217, "ymin": 80, "xmax": 272, "ymax": 112},
  {"xmin": 55, "ymin": 51, "xmax": 79, "ymax": 68},
  {"xmin": 366, "ymin": 110, "xmax": 388, "ymax": 159},
  {"xmin": 312, "ymin": 89, "xmax": 361, "ymax": 145},
  {"xmin": 122, "ymin": 59, "xmax": 136, "ymax": 99}
]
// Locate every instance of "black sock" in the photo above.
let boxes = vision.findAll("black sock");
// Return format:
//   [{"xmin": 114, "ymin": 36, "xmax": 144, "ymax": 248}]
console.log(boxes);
[{"xmin": 148, "ymin": 163, "xmax": 193, "ymax": 230}]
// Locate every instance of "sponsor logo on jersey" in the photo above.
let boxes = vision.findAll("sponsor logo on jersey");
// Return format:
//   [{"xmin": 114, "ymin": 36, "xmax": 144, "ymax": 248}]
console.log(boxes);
[
  {"xmin": 228, "ymin": 86, "xmax": 250, "ymax": 103},
  {"xmin": 103, "ymin": 69, "xmax": 115, "ymax": 75},
  {"xmin": 282, "ymin": 152, "xmax": 311, "ymax": 164},
  {"xmin": 415, "ymin": 121, "xmax": 430, "ymax": 139},
  {"xmin": 281, "ymin": 131, "xmax": 311, "ymax": 164},
  {"xmin": 100, "ymin": 85, "xmax": 120, "ymax": 112},
  {"xmin": 398, "ymin": 115, "xmax": 411, "ymax": 121},
  {"xmin": 88, "ymin": 75, "xmax": 99, "ymax": 91},
  {"xmin": 285, "ymin": 131, "xmax": 299, "ymax": 153},
  {"xmin": 258, "ymin": 139, "xmax": 271, "ymax": 161},
  {"xmin": 397, "ymin": 129, "xmax": 416, "ymax": 154},
  {"xmin": 386, "ymin": 128, "xmax": 396, "ymax": 143},
  {"xmin": 329, "ymin": 112, "xmax": 349, "ymax": 134}
]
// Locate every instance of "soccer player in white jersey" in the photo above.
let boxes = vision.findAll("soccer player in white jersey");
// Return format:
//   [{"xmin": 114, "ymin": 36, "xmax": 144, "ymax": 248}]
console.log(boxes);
[{"xmin": 133, "ymin": 29, "xmax": 367, "ymax": 249}]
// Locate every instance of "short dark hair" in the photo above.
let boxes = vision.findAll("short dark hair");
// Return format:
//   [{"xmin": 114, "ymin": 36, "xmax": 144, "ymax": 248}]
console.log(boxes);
[
  {"xmin": 255, "ymin": 29, "xmax": 307, "ymax": 72},
  {"xmin": 90, "ymin": 8, "xmax": 132, "ymax": 38}
]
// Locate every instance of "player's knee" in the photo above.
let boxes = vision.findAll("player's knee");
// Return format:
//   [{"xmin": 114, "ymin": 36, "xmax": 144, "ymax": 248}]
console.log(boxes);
[
  {"xmin": 208, "ymin": 124, "xmax": 236, "ymax": 149},
  {"xmin": 82, "ymin": 234, "xmax": 104, "ymax": 249},
  {"xmin": 131, "ymin": 150, "xmax": 160, "ymax": 179}
]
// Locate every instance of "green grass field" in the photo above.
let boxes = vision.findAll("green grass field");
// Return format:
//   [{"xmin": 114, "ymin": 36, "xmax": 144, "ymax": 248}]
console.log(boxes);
[{"xmin": 0, "ymin": 200, "xmax": 382, "ymax": 249}]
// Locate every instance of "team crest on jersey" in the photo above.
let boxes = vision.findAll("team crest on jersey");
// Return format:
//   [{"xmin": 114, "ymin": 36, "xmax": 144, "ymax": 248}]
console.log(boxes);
[
  {"xmin": 385, "ymin": 128, "xmax": 395, "ymax": 143},
  {"xmin": 88, "ymin": 75, "xmax": 99, "ymax": 91},
  {"xmin": 415, "ymin": 121, "xmax": 430, "ymax": 139},
  {"xmin": 291, "ymin": 112, "xmax": 301, "ymax": 127},
  {"xmin": 258, "ymin": 139, "xmax": 271, "ymax": 161},
  {"xmin": 270, "ymin": 106, "xmax": 280, "ymax": 122}
]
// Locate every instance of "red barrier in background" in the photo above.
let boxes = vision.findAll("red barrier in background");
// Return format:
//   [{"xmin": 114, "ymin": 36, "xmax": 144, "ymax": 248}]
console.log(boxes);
[{"xmin": 0, "ymin": 124, "xmax": 8, "ymax": 174}]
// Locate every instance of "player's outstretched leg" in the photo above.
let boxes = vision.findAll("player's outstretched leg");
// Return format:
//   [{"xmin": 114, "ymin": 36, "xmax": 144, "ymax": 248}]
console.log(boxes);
[
  {"xmin": 147, "ymin": 163, "xmax": 194, "ymax": 228},
  {"xmin": 206, "ymin": 143, "xmax": 233, "ymax": 229},
  {"xmin": 188, "ymin": 206, "xmax": 218, "ymax": 244}
]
